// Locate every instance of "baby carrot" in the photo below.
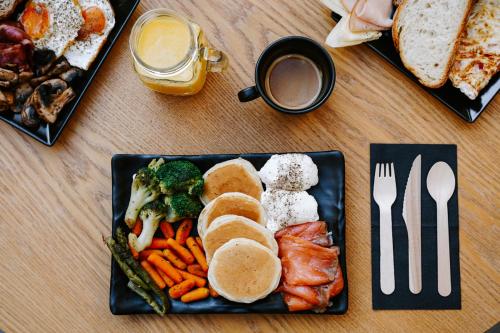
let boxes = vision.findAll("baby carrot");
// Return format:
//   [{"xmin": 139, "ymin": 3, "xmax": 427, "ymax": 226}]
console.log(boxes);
[
  {"xmin": 181, "ymin": 288, "xmax": 210, "ymax": 303},
  {"xmin": 187, "ymin": 264, "xmax": 207, "ymax": 278},
  {"xmin": 132, "ymin": 219, "xmax": 143, "ymax": 236},
  {"xmin": 139, "ymin": 249, "xmax": 163, "ymax": 261},
  {"xmin": 195, "ymin": 236, "xmax": 204, "ymax": 250},
  {"xmin": 148, "ymin": 238, "xmax": 170, "ymax": 249},
  {"xmin": 156, "ymin": 267, "xmax": 175, "ymax": 287},
  {"xmin": 176, "ymin": 269, "xmax": 206, "ymax": 288},
  {"xmin": 147, "ymin": 253, "xmax": 183, "ymax": 283},
  {"xmin": 128, "ymin": 241, "xmax": 139, "ymax": 260},
  {"xmin": 159, "ymin": 221, "xmax": 174, "ymax": 239},
  {"xmin": 175, "ymin": 219, "xmax": 193, "ymax": 245},
  {"xmin": 169, "ymin": 279, "xmax": 196, "ymax": 299},
  {"xmin": 208, "ymin": 284, "xmax": 219, "ymax": 297},
  {"xmin": 140, "ymin": 260, "xmax": 166, "ymax": 289},
  {"xmin": 186, "ymin": 237, "xmax": 208, "ymax": 272},
  {"xmin": 167, "ymin": 238, "xmax": 194, "ymax": 264},
  {"xmin": 162, "ymin": 249, "xmax": 187, "ymax": 270}
]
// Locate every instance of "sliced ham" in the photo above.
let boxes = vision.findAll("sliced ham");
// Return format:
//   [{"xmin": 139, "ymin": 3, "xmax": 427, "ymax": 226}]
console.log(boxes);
[
  {"xmin": 350, "ymin": 0, "xmax": 393, "ymax": 32},
  {"xmin": 275, "ymin": 221, "xmax": 332, "ymax": 247},
  {"xmin": 279, "ymin": 235, "xmax": 339, "ymax": 286},
  {"xmin": 341, "ymin": 0, "xmax": 357, "ymax": 11},
  {"xmin": 354, "ymin": 0, "xmax": 393, "ymax": 28}
]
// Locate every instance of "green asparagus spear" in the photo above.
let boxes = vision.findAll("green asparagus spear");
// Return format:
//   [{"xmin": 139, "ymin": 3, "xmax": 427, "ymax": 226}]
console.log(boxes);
[
  {"xmin": 116, "ymin": 226, "xmax": 129, "ymax": 248},
  {"xmin": 115, "ymin": 227, "xmax": 170, "ymax": 314},
  {"xmin": 103, "ymin": 236, "xmax": 150, "ymax": 290},
  {"xmin": 115, "ymin": 227, "xmax": 156, "ymax": 288},
  {"xmin": 127, "ymin": 281, "xmax": 165, "ymax": 316}
]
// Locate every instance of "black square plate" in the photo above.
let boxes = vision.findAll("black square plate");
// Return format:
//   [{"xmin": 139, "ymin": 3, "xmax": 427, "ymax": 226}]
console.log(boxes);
[
  {"xmin": 110, "ymin": 151, "xmax": 348, "ymax": 314},
  {"xmin": 331, "ymin": 13, "xmax": 499, "ymax": 123},
  {"xmin": 0, "ymin": 0, "xmax": 140, "ymax": 146}
]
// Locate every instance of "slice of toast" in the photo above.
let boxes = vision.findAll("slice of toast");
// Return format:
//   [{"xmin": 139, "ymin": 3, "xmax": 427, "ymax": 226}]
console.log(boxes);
[
  {"xmin": 0, "ymin": 0, "xmax": 23, "ymax": 20},
  {"xmin": 392, "ymin": 0, "xmax": 474, "ymax": 88}
]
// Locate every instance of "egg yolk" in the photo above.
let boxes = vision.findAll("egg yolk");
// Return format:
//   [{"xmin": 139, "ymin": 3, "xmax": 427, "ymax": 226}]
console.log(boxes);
[
  {"xmin": 78, "ymin": 6, "xmax": 106, "ymax": 40},
  {"xmin": 20, "ymin": 2, "xmax": 49, "ymax": 39}
]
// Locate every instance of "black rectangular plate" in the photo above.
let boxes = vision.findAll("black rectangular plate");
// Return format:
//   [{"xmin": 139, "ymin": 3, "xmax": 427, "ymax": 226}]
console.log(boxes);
[
  {"xmin": 331, "ymin": 13, "xmax": 499, "ymax": 123},
  {"xmin": 0, "ymin": 0, "xmax": 140, "ymax": 146},
  {"xmin": 110, "ymin": 151, "xmax": 347, "ymax": 314}
]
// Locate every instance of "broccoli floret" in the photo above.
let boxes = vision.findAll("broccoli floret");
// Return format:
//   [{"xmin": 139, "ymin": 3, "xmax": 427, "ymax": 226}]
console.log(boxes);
[
  {"xmin": 164, "ymin": 193, "xmax": 203, "ymax": 222},
  {"xmin": 124, "ymin": 166, "xmax": 160, "ymax": 228},
  {"xmin": 129, "ymin": 200, "xmax": 167, "ymax": 252},
  {"xmin": 148, "ymin": 158, "xmax": 164, "ymax": 172},
  {"xmin": 156, "ymin": 160, "xmax": 204, "ymax": 196}
]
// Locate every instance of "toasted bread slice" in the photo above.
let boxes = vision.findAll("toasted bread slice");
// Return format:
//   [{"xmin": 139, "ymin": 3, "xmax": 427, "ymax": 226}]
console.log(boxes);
[
  {"xmin": 0, "ymin": 0, "xmax": 22, "ymax": 20},
  {"xmin": 393, "ymin": 0, "xmax": 474, "ymax": 88}
]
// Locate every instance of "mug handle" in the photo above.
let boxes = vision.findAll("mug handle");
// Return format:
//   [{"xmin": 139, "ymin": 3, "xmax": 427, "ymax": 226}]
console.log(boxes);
[
  {"xmin": 205, "ymin": 47, "xmax": 228, "ymax": 73},
  {"xmin": 238, "ymin": 86, "xmax": 260, "ymax": 102}
]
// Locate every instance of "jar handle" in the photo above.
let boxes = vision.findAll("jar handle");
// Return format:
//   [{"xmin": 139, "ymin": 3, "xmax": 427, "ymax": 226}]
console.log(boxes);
[{"xmin": 204, "ymin": 47, "xmax": 228, "ymax": 73}]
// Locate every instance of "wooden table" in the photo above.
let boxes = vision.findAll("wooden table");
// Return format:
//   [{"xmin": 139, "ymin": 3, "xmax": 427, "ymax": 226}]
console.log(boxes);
[{"xmin": 0, "ymin": 1, "xmax": 498, "ymax": 332}]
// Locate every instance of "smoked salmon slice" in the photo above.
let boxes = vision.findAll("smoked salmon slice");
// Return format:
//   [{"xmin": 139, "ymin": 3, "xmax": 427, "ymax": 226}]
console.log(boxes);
[
  {"xmin": 275, "ymin": 221, "xmax": 332, "ymax": 247},
  {"xmin": 282, "ymin": 293, "xmax": 315, "ymax": 312},
  {"xmin": 276, "ymin": 222, "xmax": 344, "ymax": 312},
  {"xmin": 279, "ymin": 235, "xmax": 339, "ymax": 286}
]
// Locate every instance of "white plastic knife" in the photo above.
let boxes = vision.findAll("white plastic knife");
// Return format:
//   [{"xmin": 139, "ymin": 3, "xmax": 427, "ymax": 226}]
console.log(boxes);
[{"xmin": 402, "ymin": 155, "xmax": 422, "ymax": 294}]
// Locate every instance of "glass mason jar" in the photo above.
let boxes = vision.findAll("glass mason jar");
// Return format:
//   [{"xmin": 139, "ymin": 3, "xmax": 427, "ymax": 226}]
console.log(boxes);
[{"xmin": 129, "ymin": 9, "xmax": 228, "ymax": 95}]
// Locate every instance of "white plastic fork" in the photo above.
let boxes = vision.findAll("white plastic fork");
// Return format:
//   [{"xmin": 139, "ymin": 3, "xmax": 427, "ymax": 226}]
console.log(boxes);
[{"xmin": 373, "ymin": 162, "xmax": 397, "ymax": 295}]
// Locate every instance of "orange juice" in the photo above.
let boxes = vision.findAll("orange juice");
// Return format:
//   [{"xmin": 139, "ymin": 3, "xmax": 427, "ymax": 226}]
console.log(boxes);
[{"xmin": 130, "ymin": 10, "xmax": 227, "ymax": 96}]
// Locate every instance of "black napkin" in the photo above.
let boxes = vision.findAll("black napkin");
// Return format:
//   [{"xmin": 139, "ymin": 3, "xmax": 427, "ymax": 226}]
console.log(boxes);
[{"xmin": 370, "ymin": 144, "xmax": 461, "ymax": 309}]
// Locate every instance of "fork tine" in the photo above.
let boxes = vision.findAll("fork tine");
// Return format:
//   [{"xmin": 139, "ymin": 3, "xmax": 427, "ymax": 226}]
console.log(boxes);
[
  {"xmin": 391, "ymin": 162, "xmax": 395, "ymax": 178},
  {"xmin": 375, "ymin": 163, "xmax": 380, "ymax": 178},
  {"xmin": 385, "ymin": 163, "xmax": 389, "ymax": 177}
]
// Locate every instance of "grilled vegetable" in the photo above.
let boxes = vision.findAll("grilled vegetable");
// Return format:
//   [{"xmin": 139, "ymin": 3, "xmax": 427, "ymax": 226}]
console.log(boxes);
[
  {"xmin": 156, "ymin": 160, "xmax": 204, "ymax": 196},
  {"xmin": 129, "ymin": 200, "xmax": 167, "ymax": 252}
]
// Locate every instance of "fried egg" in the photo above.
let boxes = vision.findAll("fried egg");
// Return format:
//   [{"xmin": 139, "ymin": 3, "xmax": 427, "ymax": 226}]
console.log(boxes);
[
  {"xmin": 64, "ymin": 0, "xmax": 115, "ymax": 70},
  {"xmin": 20, "ymin": 0, "xmax": 83, "ymax": 58}
]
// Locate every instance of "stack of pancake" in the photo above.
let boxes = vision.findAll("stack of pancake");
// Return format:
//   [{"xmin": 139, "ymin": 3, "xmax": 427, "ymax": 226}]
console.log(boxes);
[{"xmin": 199, "ymin": 158, "xmax": 281, "ymax": 303}]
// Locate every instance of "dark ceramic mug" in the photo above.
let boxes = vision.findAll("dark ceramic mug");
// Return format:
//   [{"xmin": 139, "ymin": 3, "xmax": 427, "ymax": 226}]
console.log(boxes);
[{"xmin": 238, "ymin": 36, "xmax": 335, "ymax": 114}]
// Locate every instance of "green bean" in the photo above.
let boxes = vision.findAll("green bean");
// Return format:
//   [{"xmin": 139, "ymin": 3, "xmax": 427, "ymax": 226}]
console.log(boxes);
[
  {"xmin": 127, "ymin": 281, "xmax": 165, "ymax": 316},
  {"xmin": 103, "ymin": 236, "xmax": 150, "ymax": 290}
]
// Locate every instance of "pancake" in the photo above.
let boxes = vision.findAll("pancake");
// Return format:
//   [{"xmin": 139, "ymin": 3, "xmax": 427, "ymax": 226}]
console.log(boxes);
[
  {"xmin": 203, "ymin": 215, "xmax": 278, "ymax": 263},
  {"xmin": 201, "ymin": 158, "xmax": 263, "ymax": 205},
  {"xmin": 208, "ymin": 238, "xmax": 281, "ymax": 303},
  {"xmin": 197, "ymin": 192, "xmax": 267, "ymax": 237}
]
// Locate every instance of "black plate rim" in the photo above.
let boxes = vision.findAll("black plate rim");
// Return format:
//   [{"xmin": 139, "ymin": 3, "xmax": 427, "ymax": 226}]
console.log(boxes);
[
  {"xmin": 109, "ymin": 150, "xmax": 348, "ymax": 315},
  {"xmin": 0, "ymin": 0, "xmax": 141, "ymax": 146}
]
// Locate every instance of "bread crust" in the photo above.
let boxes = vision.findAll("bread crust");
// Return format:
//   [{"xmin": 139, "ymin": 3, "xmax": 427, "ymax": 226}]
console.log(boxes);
[
  {"xmin": 0, "ymin": 0, "xmax": 23, "ymax": 20},
  {"xmin": 394, "ymin": 0, "xmax": 475, "ymax": 88}
]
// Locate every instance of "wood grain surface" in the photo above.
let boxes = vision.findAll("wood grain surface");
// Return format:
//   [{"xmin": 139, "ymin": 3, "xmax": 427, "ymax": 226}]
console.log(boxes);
[{"xmin": 0, "ymin": 0, "xmax": 499, "ymax": 332}]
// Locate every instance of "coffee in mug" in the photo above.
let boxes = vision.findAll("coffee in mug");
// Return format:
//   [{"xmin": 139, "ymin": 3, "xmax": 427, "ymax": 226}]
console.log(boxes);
[
  {"xmin": 238, "ymin": 36, "xmax": 335, "ymax": 115},
  {"xmin": 264, "ymin": 54, "xmax": 322, "ymax": 110}
]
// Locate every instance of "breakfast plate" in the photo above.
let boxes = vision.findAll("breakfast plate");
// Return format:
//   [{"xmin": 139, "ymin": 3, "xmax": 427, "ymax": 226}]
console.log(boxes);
[
  {"xmin": 0, "ymin": 0, "xmax": 140, "ymax": 146},
  {"xmin": 330, "ymin": 12, "xmax": 499, "ymax": 123},
  {"xmin": 109, "ymin": 151, "xmax": 348, "ymax": 314}
]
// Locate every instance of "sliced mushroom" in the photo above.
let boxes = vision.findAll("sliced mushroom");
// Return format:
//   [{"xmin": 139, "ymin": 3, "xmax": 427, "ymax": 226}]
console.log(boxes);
[
  {"xmin": 10, "ymin": 82, "xmax": 33, "ymax": 113},
  {"xmin": 0, "ymin": 90, "xmax": 14, "ymax": 113},
  {"xmin": 18, "ymin": 71, "xmax": 34, "ymax": 82},
  {"xmin": 47, "ymin": 59, "xmax": 71, "ymax": 77},
  {"xmin": 0, "ymin": 81, "xmax": 10, "ymax": 88},
  {"xmin": 29, "ymin": 79, "xmax": 75, "ymax": 123},
  {"xmin": 60, "ymin": 67, "xmax": 83, "ymax": 86},
  {"xmin": 33, "ymin": 49, "xmax": 57, "ymax": 76},
  {"xmin": 21, "ymin": 102, "xmax": 40, "ymax": 128},
  {"xmin": 0, "ymin": 68, "xmax": 18, "ymax": 82},
  {"xmin": 30, "ymin": 75, "xmax": 49, "ymax": 87}
]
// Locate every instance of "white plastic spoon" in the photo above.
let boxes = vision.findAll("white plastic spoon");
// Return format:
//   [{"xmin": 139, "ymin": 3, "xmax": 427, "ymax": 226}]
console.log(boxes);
[{"xmin": 426, "ymin": 162, "xmax": 455, "ymax": 297}]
